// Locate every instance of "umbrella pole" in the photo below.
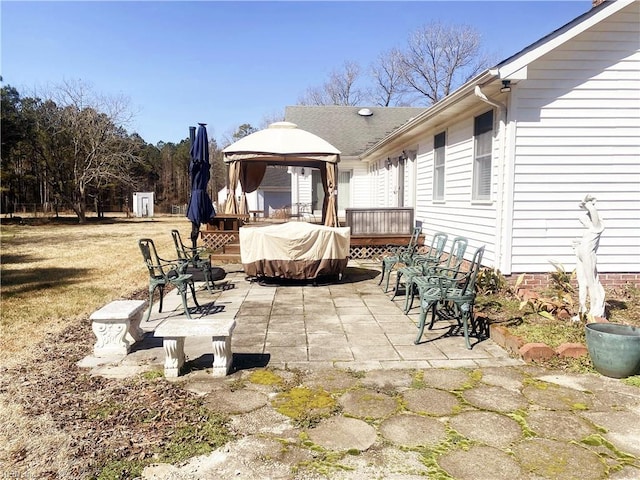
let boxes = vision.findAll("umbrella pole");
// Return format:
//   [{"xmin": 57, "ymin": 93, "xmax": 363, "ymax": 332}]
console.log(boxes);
[{"xmin": 191, "ymin": 221, "xmax": 200, "ymax": 250}]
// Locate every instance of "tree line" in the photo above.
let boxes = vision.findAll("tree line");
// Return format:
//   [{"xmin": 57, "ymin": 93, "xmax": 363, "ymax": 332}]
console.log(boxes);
[
  {"xmin": 1, "ymin": 22, "xmax": 490, "ymax": 223},
  {"xmin": 1, "ymin": 81, "xmax": 228, "ymax": 223}
]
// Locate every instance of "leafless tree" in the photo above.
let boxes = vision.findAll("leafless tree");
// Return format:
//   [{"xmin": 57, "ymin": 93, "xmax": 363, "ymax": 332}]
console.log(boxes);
[
  {"xmin": 259, "ymin": 109, "xmax": 285, "ymax": 129},
  {"xmin": 33, "ymin": 80, "xmax": 144, "ymax": 222},
  {"xmin": 369, "ymin": 48, "xmax": 410, "ymax": 107},
  {"xmin": 400, "ymin": 22, "xmax": 489, "ymax": 105},
  {"xmin": 297, "ymin": 61, "xmax": 365, "ymax": 106}
]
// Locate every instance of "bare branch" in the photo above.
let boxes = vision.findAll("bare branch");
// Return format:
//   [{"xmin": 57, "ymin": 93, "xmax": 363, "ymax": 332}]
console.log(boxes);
[
  {"xmin": 297, "ymin": 61, "xmax": 365, "ymax": 106},
  {"xmin": 400, "ymin": 22, "xmax": 488, "ymax": 104}
]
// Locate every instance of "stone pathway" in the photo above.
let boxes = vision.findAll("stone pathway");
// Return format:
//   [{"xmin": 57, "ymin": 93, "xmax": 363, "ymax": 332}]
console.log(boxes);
[{"xmin": 141, "ymin": 366, "xmax": 640, "ymax": 480}]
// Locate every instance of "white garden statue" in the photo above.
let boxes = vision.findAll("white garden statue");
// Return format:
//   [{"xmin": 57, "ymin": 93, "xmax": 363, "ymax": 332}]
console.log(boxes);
[{"xmin": 572, "ymin": 194, "xmax": 606, "ymax": 320}]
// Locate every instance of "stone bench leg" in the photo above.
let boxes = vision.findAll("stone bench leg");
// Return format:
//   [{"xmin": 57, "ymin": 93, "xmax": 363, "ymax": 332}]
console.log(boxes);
[
  {"xmin": 90, "ymin": 300, "xmax": 146, "ymax": 357},
  {"xmin": 162, "ymin": 337, "xmax": 185, "ymax": 378},
  {"xmin": 212, "ymin": 335, "xmax": 233, "ymax": 377}
]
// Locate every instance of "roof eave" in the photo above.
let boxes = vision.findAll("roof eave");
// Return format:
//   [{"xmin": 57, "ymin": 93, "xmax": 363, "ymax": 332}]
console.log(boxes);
[
  {"xmin": 359, "ymin": 71, "xmax": 496, "ymax": 160},
  {"xmin": 491, "ymin": 0, "xmax": 633, "ymax": 79}
]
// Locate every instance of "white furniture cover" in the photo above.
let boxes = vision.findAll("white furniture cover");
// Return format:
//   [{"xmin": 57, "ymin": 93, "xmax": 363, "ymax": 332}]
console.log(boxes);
[{"xmin": 240, "ymin": 222, "xmax": 350, "ymax": 280}]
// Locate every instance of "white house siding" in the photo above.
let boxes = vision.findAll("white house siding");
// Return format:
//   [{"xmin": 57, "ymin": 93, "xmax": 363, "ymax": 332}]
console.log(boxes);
[
  {"xmin": 411, "ymin": 109, "xmax": 501, "ymax": 267},
  {"xmin": 342, "ymin": 158, "xmax": 371, "ymax": 208},
  {"xmin": 378, "ymin": 159, "xmax": 389, "ymax": 207},
  {"xmin": 509, "ymin": 3, "xmax": 640, "ymax": 274}
]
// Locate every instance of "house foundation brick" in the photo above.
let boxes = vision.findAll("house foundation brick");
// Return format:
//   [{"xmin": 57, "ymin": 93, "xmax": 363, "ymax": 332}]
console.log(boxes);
[{"xmin": 504, "ymin": 272, "xmax": 639, "ymax": 289}]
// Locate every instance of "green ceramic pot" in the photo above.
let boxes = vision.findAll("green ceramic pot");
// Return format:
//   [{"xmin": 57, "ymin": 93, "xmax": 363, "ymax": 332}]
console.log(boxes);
[{"xmin": 585, "ymin": 323, "xmax": 640, "ymax": 379}]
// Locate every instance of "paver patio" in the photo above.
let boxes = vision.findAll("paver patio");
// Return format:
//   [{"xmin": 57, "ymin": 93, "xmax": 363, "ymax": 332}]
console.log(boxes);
[{"xmin": 132, "ymin": 259, "xmax": 524, "ymax": 374}]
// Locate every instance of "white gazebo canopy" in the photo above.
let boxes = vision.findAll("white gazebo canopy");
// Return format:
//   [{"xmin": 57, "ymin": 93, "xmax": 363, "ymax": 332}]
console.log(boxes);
[{"xmin": 222, "ymin": 122, "xmax": 341, "ymax": 226}]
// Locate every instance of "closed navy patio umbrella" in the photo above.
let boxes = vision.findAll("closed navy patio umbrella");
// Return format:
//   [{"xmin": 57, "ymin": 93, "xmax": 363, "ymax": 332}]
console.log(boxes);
[{"xmin": 187, "ymin": 123, "xmax": 215, "ymax": 249}]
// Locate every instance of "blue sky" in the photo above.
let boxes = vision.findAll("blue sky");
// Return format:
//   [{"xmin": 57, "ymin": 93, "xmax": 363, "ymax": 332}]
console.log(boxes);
[{"xmin": 2, "ymin": 1, "xmax": 590, "ymax": 146}]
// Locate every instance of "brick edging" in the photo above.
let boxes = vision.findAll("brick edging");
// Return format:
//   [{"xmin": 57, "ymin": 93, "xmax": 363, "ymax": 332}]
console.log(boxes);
[{"xmin": 489, "ymin": 324, "xmax": 589, "ymax": 362}]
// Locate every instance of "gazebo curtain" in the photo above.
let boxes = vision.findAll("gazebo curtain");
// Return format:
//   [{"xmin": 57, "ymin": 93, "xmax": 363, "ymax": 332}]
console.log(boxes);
[
  {"xmin": 224, "ymin": 159, "xmax": 338, "ymax": 227},
  {"xmin": 324, "ymin": 163, "xmax": 338, "ymax": 228},
  {"xmin": 224, "ymin": 161, "xmax": 240, "ymax": 214},
  {"xmin": 225, "ymin": 161, "xmax": 268, "ymax": 215}
]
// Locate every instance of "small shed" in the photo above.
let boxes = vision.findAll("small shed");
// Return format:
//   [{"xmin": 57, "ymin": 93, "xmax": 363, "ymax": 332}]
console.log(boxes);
[{"xmin": 133, "ymin": 192, "xmax": 154, "ymax": 217}]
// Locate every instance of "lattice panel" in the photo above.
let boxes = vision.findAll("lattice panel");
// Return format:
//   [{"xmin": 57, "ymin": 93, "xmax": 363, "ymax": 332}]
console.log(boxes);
[
  {"xmin": 349, "ymin": 245, "xmax": 391, "ymax": 259},
  {"xmin": 201, "ymin": 232, "xmax": 239, "ymax": 252}
]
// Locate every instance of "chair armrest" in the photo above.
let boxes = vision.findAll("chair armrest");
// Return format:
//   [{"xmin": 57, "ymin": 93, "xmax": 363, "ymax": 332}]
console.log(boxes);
[{"xmin": 158, "ymin": 256, "xmax": 189, "ymax": 272}]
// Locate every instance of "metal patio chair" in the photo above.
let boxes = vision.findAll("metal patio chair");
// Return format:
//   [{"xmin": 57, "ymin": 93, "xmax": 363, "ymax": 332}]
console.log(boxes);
[
  {"xmin": 171, "ymin": 229, "xmax": 226, "ymax": 293},
  {"xmin": 138, "ymin": 238, "xmax": 200, "ymax": 322},
  {"xmin": 404, "ymin": 236, "xmax": 468, "ymax": 313},
  {"xmin": 391, "ymin": 232, "xmax": 448, "ymax": 305},
  {"xmin": 379, "ymin": 226, "xmax": 422, "ymax": 292},
  {"xmin": 414, "ymin": 245, "xmax": 485, "ymax": 349}
]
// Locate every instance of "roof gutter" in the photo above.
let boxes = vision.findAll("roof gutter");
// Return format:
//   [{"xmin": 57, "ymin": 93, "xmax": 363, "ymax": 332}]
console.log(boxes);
[{"xmin": 360, "ymin": 71, "xmax": 495, "ymax": 160}]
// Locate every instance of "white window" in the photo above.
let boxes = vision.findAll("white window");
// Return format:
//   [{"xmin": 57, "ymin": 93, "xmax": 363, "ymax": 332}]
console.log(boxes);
[
  {"xmin": 473, "ymin": 110, "xmax": 493, "ymax": 201},
  {"xmin": 433, "ymin": 132, "xmax": 446, "ymax": 201}
]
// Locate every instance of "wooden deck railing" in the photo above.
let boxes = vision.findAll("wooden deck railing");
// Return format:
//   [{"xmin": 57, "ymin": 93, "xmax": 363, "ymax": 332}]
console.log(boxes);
[
  {"xmin": 345, "ymin": 207, "xmax": 414, "ymax": 235},
  {"xmin": 346, "ymin": 208, "xmax": 422, "ymax": 258}
]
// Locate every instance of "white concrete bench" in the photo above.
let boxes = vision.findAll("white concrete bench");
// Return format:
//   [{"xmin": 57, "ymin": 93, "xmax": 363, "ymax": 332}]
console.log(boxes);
[
  {"xmin": 154, "ymin": 317, "xmax": 236, "ymax": 378},
  {"xmin": 90, "ymin": 300, "xmax": 146, "ymax": 356}
]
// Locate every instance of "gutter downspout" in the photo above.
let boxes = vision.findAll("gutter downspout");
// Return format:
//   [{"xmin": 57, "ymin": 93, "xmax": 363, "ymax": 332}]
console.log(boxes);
[{"xmin": 474, "ymin": 85, "xmax": 507, "ymax": 273}]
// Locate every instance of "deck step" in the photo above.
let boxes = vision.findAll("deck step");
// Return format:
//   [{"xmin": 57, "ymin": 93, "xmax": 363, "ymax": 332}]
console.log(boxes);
[
  {"xmin": 224, "ymin": 243, "xmax": 240, "ymax": 254},
  {"xmin": 210, "ymin": 252, "xmax": 242, "ymax": 264}
]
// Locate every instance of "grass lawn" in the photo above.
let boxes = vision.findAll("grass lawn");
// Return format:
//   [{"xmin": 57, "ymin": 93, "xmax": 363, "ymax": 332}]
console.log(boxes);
[{"xmin": 1, "ymin": 215, "xmax": 194, "ymax": 361}]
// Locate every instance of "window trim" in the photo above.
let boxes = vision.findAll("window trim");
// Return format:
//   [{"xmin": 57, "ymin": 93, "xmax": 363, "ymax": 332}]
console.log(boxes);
[
  {"xmin": 433, "ymin": 131, "xmax": 446, "ymax": 201},
  {"xmin": 472, "ymin": 110, "xmax": 494, "ymax": 201}
]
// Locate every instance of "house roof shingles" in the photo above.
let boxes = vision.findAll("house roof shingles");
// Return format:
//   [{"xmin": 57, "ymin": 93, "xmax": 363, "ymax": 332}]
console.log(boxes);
[{"xmin": 285, "ymin": 106, "xmax": 425, "ymax": 158}]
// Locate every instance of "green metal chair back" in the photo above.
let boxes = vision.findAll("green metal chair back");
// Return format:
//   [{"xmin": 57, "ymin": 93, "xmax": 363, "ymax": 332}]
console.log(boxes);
[
  {"xmin": 454, "ymin": 245, "xmax": 485, "ymax": 298},
  {"xmin": 138, "ymin": 238, "xmax": 199, "ymax": 321},
  {"xmin": 416, "ymin": 232, "xmax": 448, "ymax": 264},
  {"xmin": 171, "ymin": 229, "xmax": 188, "ymax": 263},
  {"xmin": 398, "ymin": 226, "xmax": 423, "ymax": 263},
  {"xmin": 139, "ymin": 238, "xmax": 172, "ymax": 282},
  {"xmin": 423, "ymin": 236, "xmax": 467, "ymax": 276}
]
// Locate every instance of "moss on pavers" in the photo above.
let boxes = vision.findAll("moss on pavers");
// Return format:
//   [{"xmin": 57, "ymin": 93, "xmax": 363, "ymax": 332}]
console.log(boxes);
[
  {"xmin": 579, "ymin": 410, "xmax": 640, "ymax": 459},
  {"xmin": 421, "ymin": 368, "xmax": 478, "ymax": 391},
  {"xmin": 438, "ymin": 445, "xmax": 524, "ymax": 479},
  {"xmin": 448, "ymin": 411, "xmax": 522, "ymax": 448},
  {"xmin": 379, "ymin": 413, "xmax": 447, "ymax": 448},
  {"xmin": 522, "ymin": 382, "xmax": 596, "ymax": 411},
  {"xmin": 134, "ymin": 363, "xmax": 639, "ymax": 479},
  {"xmin": 402, "ymin": 388, "xmax": 460, "ymax": 416},
  {"xmin": 514, "ymin": 438, "xmax": 606, "ymax": 480},
  {"xmin": 338, "ymin": 389, "xmax": 399, "ymax": 420},
  {"xmin": 301, "ymin": 368, "xmax": 361, "ymax": 393},
  {"xmin": 272, "ymin": 386, "xmax": 338, "ymax": 427}
]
